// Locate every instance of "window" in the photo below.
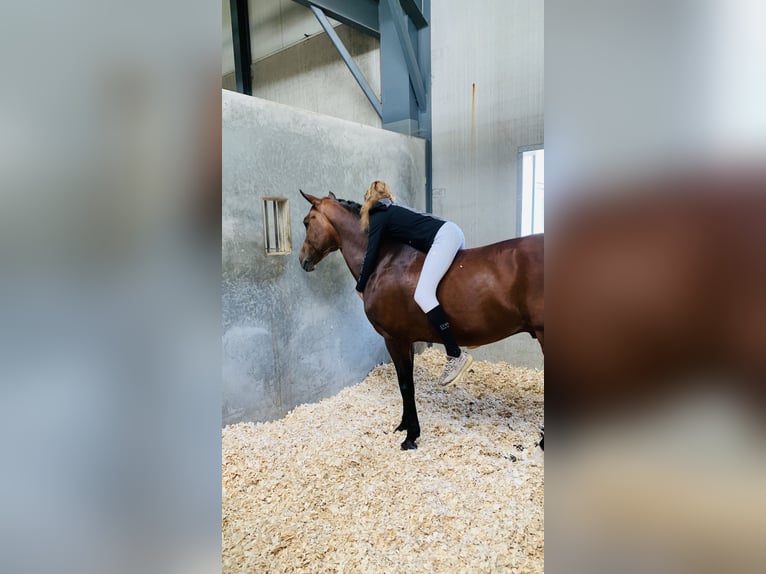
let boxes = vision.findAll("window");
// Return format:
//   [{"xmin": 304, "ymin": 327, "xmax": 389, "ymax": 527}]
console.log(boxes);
[
  {"xmin": 262, "ymin": 197, "xmax": 291, "ymax": 255},
  {"xmin": 519, "ymin": 147, "xmax": 544, "ymax": 235}
]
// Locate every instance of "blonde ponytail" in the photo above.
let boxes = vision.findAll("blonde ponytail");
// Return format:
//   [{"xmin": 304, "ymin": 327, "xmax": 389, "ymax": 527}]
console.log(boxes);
[{"xmin": 360, "ymin": 180, "xmax": 396, "ymax": 231}]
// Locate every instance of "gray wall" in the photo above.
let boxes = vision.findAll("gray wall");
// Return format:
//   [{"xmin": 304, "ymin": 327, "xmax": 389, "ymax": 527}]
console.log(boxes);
[
  {"xmin": 430, "ymin": 0, "xmax": 544, "ymax": 367},
  {"xmin": 222, "ymin": 90, "xmax": 425, "ymax": 425},
  {"xmin": 223, "ymin": 23, "xmax": 381, "ymax": 129}
]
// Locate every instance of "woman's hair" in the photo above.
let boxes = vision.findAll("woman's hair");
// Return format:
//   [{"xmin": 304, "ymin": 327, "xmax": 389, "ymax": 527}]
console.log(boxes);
[{"xmin": 360, "ymin": 180, "xmax": 396, "ymax": 231}]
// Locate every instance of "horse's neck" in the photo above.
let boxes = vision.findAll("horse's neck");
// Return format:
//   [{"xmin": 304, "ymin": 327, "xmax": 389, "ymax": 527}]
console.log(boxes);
[{"xmin": 332, "ymin": 211, "xmax": 367, "ymax": 280}]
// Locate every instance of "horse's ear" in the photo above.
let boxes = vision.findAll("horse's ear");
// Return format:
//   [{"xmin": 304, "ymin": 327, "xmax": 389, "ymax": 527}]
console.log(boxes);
[
  {"xmin": 328, "ymin": 191, "xmax": 337, "ymax": 200},
  {"xmin": 300, "ymin": 189, "xmax": 320, "ymax": 206}
]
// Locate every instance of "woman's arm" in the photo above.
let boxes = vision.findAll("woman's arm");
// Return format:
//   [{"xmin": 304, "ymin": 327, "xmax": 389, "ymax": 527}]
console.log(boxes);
[{"xmin": 355, "ymin": 211, "xmax": 388, "ymax": 292}]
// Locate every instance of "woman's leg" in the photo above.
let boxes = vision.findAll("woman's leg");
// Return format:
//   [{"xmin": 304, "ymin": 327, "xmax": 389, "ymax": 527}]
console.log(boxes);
[
  {"xmin": 414, "ymin": 222, "xmax": 465, "ymax": 358},
  {"xmin": 414, "ymin": 222, "xmax": 465, "ymax": 313}
]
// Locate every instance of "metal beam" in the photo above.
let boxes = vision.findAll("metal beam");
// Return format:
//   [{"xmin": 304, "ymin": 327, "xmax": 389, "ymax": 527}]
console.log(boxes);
[
  {"xmin": 310, "ymin": 5, "xmax": 383, "ymax": 118},
  {"xmin": 399, "ymin": 0, "xmax": 428, "ymax": 29},
  {"xmin": 382, "ymin": 0, "xmax": 426, "ymax": 110},
  {"xmin": 379, "ymin": 0, "xmax": 416, "ymax": 131},
  {"xmin": 229, "ymin": 0, "xmax": 252, "ymax": 95},
  {"xmin": 293, "ymin": 0, "xmax": 379, "ymax": 37},
  {"xmin": 419, "ymin": 0, "xmax": 432, "ymax": 210}
]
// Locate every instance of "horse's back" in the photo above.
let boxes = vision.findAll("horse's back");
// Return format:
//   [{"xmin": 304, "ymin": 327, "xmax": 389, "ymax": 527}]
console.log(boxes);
[
  {"xmin": 456, "ymin": 234, "xmax": 543, "ymax": 263},
  {"xmin": 364, "ymin": 234, "xmax": 544, "ymax": 346},
  {"xmin": 452, "ymin": 234, "xmax": 544, "ymax": 311}
]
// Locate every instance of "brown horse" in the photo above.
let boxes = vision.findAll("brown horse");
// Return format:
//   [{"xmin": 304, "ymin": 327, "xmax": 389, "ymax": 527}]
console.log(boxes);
[{"xmin": 298, "ymin": 191, "xmax": 544, "ymax": 450}]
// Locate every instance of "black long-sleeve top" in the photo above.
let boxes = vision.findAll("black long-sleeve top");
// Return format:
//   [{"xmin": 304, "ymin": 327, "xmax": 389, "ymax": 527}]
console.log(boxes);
[{"xmin": 355, "ymin": 200, "xmax": 446, "ymax": 292}]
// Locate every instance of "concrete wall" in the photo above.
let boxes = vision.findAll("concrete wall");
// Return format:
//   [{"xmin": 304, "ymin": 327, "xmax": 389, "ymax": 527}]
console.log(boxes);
[
  {"xmin": 223, "ymin": 23, "xmax": 381, "ymax": 129},
  {"xmin": 222, "ymin": 90, "xmax": 425, "ymax": 425},
  {"xmin": 430, "ymin": 0, "xmax": 544, "ymax": 368}
]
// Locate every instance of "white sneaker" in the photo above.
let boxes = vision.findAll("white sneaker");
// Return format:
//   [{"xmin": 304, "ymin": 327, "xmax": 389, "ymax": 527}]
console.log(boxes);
[{"xmin": 438, "ymin": 351, "xmax": 473, "ymax": 386}]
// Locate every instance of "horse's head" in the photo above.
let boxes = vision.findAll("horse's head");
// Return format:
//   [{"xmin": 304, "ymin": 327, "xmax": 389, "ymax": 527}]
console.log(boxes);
[{"xmin": 298, "ymin": 190, "xmax": 342, "ymax": 272}]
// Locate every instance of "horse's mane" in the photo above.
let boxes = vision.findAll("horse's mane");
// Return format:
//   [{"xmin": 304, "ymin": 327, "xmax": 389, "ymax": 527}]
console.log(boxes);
[{"xmin": 336, "ymin": 198, "xmax": 362, "ymax": 216}]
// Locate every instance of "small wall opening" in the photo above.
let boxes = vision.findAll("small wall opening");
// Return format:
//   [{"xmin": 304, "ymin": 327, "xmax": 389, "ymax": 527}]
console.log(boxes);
[{"xmin": 262, "ymin": 197, "xmax": 291, "ymax": 255}]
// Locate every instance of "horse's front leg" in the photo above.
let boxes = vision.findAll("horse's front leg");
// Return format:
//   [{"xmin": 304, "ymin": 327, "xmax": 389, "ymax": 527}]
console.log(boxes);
[{"xmin": 384, "ymin": 338, "xmax": 419, "ymax": 450}]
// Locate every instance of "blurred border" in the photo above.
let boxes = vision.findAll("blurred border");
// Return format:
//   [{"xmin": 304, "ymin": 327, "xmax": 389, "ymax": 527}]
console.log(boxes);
[
  {"xmin": 546, "ymin": 1, "xmax": 766, "ymax": 573},
  {"xmin": 0, "ymin": 2, "xmax": 222, "ymax": 573}
]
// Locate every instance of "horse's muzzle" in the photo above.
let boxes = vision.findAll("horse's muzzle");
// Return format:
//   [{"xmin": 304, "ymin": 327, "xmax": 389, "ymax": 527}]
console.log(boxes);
[{"xmin": 300, "ymin": 257, "xmax": 315, "ymax": 272}]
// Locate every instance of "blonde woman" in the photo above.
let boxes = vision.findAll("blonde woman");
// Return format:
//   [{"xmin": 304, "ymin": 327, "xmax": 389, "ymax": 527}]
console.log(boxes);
[{"xmin": 356, "ymin": 180, "xmax": 473, "ymax": 385}]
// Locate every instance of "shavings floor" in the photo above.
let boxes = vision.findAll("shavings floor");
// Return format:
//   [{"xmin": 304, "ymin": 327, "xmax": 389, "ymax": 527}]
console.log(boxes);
[{"xmin": 222, "ymin": 348, "xmax": 544, "ymax": 573}]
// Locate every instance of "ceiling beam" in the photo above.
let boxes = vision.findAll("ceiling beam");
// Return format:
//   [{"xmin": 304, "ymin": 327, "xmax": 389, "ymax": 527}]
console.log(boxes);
[
  {"xmin": 292, "ymin": 0, "xmax": 380, "ymax": 37},
  {"xmin": 399, "ymin": 0, "xmax": 428, "ymax": 29}
]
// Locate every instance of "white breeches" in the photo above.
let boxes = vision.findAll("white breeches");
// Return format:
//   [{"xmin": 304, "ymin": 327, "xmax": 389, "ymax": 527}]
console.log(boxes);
[{"xmin": 413, "ymin": 222, "xmax": 465, "ymax": 313}]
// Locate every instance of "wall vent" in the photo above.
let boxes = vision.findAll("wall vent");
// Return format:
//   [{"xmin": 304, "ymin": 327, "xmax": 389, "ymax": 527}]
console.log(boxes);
[{"xmin": 262, "ymin": 197, "xmax": 291, "ymax": 255}]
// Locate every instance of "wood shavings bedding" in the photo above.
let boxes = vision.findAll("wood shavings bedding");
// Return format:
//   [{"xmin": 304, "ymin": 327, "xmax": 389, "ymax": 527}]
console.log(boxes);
[{"xmin": 222, "ymin": 348, "xmax": 544, "ymax": 573}]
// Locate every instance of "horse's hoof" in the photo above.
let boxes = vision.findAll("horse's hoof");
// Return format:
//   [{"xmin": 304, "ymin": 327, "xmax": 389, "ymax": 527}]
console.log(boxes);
[
  {"xmin": 400, "ymin": 439, "xmax": 418, "ymax": 450},
  {"xmin": 395, "ymin": 422, "xmax": 407, "ymax": 432}
]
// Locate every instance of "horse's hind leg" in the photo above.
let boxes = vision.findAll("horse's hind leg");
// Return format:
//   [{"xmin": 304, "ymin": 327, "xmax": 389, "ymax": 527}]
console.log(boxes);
[{"xmin": 385, "ymin": 338, "xmax": 420, "ymax": 450}]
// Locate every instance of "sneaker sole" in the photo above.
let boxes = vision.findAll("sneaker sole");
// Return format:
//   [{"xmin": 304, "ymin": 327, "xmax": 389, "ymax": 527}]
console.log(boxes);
[{"xmin": 442, "ymin": 354, "xmax": 473, "ymax": 387}]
